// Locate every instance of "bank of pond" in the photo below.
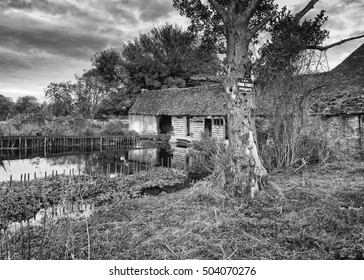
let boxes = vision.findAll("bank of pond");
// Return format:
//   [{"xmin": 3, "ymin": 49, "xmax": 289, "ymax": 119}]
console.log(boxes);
[{"xmin": 0, "ymin": 168, "xmax": 189, "ymax": 233}]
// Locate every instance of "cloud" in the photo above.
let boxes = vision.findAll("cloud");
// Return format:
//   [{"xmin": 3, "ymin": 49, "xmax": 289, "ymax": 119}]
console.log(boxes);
[
  {"xmin": 0, "ymin": 0, "xmax": 189, "ymax": 100},
  {"xmin": 4, "ymin": 0, "xmax": 90, "ymax": 17},
  {"xmin": 0, "ymin": 21, "xmax": 108, "ymax": 59},
  {"xmin": 108, "ymin": 0, "xmax": 175, "ymax": 22},
  {"xmin": 138, "ymin": 0, "xmax": 175, "ymax": 22},
  {"xmin": 339, "ymin": 0, "xmax": 363, "ymax": 4}
]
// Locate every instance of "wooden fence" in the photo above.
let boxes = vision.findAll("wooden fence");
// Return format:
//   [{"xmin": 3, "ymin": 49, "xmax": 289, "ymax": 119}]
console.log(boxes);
[
  {"xmin": 0, "ymin": 135, "xmax": 139, "ymax": 150},
  {"xmin": 2, "ymin": 155, "xmax": 175, "ymax": 186},
  {"xmin": 0, "ymin": 135, "xmax": 139, "ymax": 160}
]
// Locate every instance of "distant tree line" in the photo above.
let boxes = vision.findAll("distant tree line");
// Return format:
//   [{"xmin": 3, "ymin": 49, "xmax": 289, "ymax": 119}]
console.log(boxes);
[{"xmin": 0, "ymin": 95, "xmax": 41, "ymax": 121}]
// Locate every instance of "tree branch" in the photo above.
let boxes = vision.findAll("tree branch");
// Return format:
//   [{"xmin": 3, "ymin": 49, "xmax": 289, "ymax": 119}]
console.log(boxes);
[
  {"xmin": 209, "ymin": 0, "xmax": 229, "ymax": 24},
  {"xmin": 250, "ymin": 11, "xmax": 277, "ymax": 36},
  {"xmin": 229, "ymin": 0, "xmax": 247, "ymax": 14},
  {"xmin": 306, "ymin": 34, "xmax": 364, "ymax": 51},
  {"xmin": 246, "ymin": 0, "xmax": 263, "ymax": 19},
  {"xmin": 294, "ymin": 0, "xmax": 319, "ymax": 23}
]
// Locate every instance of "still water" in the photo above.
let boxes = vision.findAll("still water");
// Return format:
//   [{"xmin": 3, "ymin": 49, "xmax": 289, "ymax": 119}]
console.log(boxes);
[
  {"xmin": 1, "ymin": 141, "xmax": 198, "ymax": 234},
  {"xmin": 0, "ymin": 141, "xmax": 191, "ymax": 182}
]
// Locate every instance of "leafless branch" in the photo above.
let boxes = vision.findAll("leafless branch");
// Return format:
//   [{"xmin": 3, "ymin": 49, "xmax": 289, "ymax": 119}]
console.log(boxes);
[
  {"xmin": 294, "ymin": 0, "xmax": 319, "ymax": 23},
  {"xmin": 306, "ymin": 34, "xmax": 364, "ymax": 51}
]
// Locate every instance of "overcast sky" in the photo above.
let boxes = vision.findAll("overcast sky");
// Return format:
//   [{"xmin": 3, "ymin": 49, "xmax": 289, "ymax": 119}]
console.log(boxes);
[{"xmin": 0, "ymin": 0, "xmax": 363, "ymax": 102}]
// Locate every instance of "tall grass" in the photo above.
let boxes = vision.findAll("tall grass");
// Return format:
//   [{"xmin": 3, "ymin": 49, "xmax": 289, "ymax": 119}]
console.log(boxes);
[
  {"xmin": 100, "ymin": 120, "xmax": 138, "ymax": 137},
  {"xmin": 257, "ymin": 115, "xmax": 354, "ymax": 171},
  {"xmin": 0, "ymin": 113, "xmax": 136, "ymax": 137}
]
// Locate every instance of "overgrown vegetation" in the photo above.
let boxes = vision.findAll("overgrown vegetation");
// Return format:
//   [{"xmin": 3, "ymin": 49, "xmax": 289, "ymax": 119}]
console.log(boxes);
[
  {"xmin": 100, "ymin": 120, "xmax": 136, "ymax": 136},
  {"xmin": 257, "ymin": 118, "xmax": 348, "ymax": 171},
  {"xmin": 0, "ymin": 167, "xmax": 186, "ymax": 230},
  {"xmin": 0, "ymin": 114, "xmax": 135, "ymax": 137},
  {"xmin": 1, "ymin": 161, "xmax": 363, "ymax": 260}
]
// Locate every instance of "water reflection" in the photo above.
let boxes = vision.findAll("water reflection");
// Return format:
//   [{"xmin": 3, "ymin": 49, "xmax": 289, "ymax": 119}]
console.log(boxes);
[
  {"xmin": 6, "ymin": 201, "xmax": 94, "ymax": 233},
  {"xmin": 0, "ymin": 142, "xmax": 190, "ymax": 182}
]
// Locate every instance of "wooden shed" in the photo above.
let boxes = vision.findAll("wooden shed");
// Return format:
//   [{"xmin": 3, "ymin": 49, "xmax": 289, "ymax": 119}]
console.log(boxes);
[
  {"xmin": 128, "ymin": 84, "xmax": 228, "ymax": 142},
  {"xmin": 312, "ymin": 42, "xmax": 364, "ymax": 149}
]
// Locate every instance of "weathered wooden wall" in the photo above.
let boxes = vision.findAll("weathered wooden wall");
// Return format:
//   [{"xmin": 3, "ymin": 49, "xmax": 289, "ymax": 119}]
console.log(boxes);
[
  {"xmin": 323, "ymin": 114, "xmax": 364, "ymax": 150},
  {"xmin": 129, "ymin": 114, "xmax": 227, "ymax": 140},
  {"xmin": 172, "ymin": 116, "xmax": 187, "ymax": 137},
  {"xmin": 212, "ymin": 118, "xmax": 225, "ymax": 139},
  {"xmin": 129, "ymin": 114, "xmax": 158, "ymax": 134},
  {"xmin": 191, "ymin": 117, "xmax": 204, "ymax": 138}
]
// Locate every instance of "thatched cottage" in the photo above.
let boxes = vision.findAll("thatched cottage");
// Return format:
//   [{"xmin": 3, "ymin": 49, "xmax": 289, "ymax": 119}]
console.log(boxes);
[
  {"xmin": 128, "ymin": 43, "xmax": 364, "ymax": 149},
  {"xmin": 128, "ymin": 84, "xmax": 228, "ymax": 142},
  {"xmin": 313, "ymin": 42, "xmax": 364, "ymax": 149}
]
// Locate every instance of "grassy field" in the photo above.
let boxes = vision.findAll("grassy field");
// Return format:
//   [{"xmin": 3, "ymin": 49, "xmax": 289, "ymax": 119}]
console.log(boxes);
[{"xmin": 2, "ymin": 160, "xmax": 363, "ymax": 260}]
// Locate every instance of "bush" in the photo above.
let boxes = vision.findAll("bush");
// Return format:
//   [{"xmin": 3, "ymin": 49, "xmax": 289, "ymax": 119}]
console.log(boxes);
[
  {"xmin": 100, "ymin": 120, "xmax": 137, "ymax": 136},
  {"xmin": 259, "ymin": 124, "xmax": 343, "ymax": 171},
  {"xmin": 190, "ymin": 133, "xmax": 230, "ymax": 183}
]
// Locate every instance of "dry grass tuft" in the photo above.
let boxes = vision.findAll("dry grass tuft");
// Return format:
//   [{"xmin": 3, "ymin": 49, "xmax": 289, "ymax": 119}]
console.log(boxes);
[{"xmin": 185, "ymin": 180, "xmax": 226, "ymax": 204}]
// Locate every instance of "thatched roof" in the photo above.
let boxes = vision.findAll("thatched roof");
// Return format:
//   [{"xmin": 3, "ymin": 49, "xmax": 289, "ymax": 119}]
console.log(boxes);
[
  {"xmin": 312, "ymin": 42, "xmax": 364, "ymax": 116},
  {"xmin": 129, "ymin": 84, "xmax": 227, "ymax": 116}
]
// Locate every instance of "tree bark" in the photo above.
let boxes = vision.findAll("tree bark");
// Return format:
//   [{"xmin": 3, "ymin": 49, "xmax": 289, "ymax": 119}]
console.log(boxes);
[{"xmin": 223, "ymin": 26, "xmax": 267, "ymax": 198}]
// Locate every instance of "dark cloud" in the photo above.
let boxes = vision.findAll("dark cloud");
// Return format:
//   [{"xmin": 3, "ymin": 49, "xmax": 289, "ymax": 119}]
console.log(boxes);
[
  {"xmin": 109, "ymin": 0, "xmax": 175, "ymax": 22},
  {"xmin": 0, "ymin": 0, "xmax": 184, "ymax": 101},
  {"xmin": 0, "ymin": 21, "xmax": 108, "ymax": 59},
  {"xmin": 138, "ymin": 0, "xmax": 175, "ymax": 21},
  {"xmin": 4, "ymin": 0, "xmax": 87, "ymax": 17},
  {"xmin": 0, "ymin": 52, "xmax": 32, "ymax": 71},
  {"xmin": 339, "ymin": 0, "xmax": 363, "ymax": 5}
]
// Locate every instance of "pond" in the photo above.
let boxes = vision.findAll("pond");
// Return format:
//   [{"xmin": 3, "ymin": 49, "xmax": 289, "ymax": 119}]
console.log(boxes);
[{"xmin": 0, "ymin": 141, "xmax": 193, "ymax": 183}]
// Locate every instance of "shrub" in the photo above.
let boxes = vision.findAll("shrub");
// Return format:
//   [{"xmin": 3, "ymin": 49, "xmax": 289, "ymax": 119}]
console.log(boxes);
[
  {"xmin": 258, "ymin": 121, "xmax": 344, "ymax": 171},
  {"xmin": 189, "ymin": 133, "xmax": 230, "ymax": 186},
  {"xmin": 101, "ymin": 120, "xmax": 131, "ymax": 136}
]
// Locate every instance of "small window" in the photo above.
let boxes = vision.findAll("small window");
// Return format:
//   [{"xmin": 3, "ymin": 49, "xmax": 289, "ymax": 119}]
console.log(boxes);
[{"xmin": 213, "ymin": 119, "xmax": 223, "ymax": 126}]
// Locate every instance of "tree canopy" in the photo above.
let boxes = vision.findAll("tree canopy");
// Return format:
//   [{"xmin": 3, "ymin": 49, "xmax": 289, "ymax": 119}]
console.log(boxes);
[
  {"xmin": 44, "ymin": 82, "xmax": 74, "ymax": 117},
  {"xmin": 93, "ymin": 24, "xmax": 221, "ymax": 95},
  {"xmin": 15, "ymin": 95, "xmax": 40, "ymax": 115},
  {"xmin": 0, "ymin": 94, "xmax": 15, "ymax": 121}
]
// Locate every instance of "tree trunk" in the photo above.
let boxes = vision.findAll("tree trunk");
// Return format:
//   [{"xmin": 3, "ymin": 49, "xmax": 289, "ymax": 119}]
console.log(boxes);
[{"xmin": 223, "ymin": 27, "xmax": 267, "ymax": 198}]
